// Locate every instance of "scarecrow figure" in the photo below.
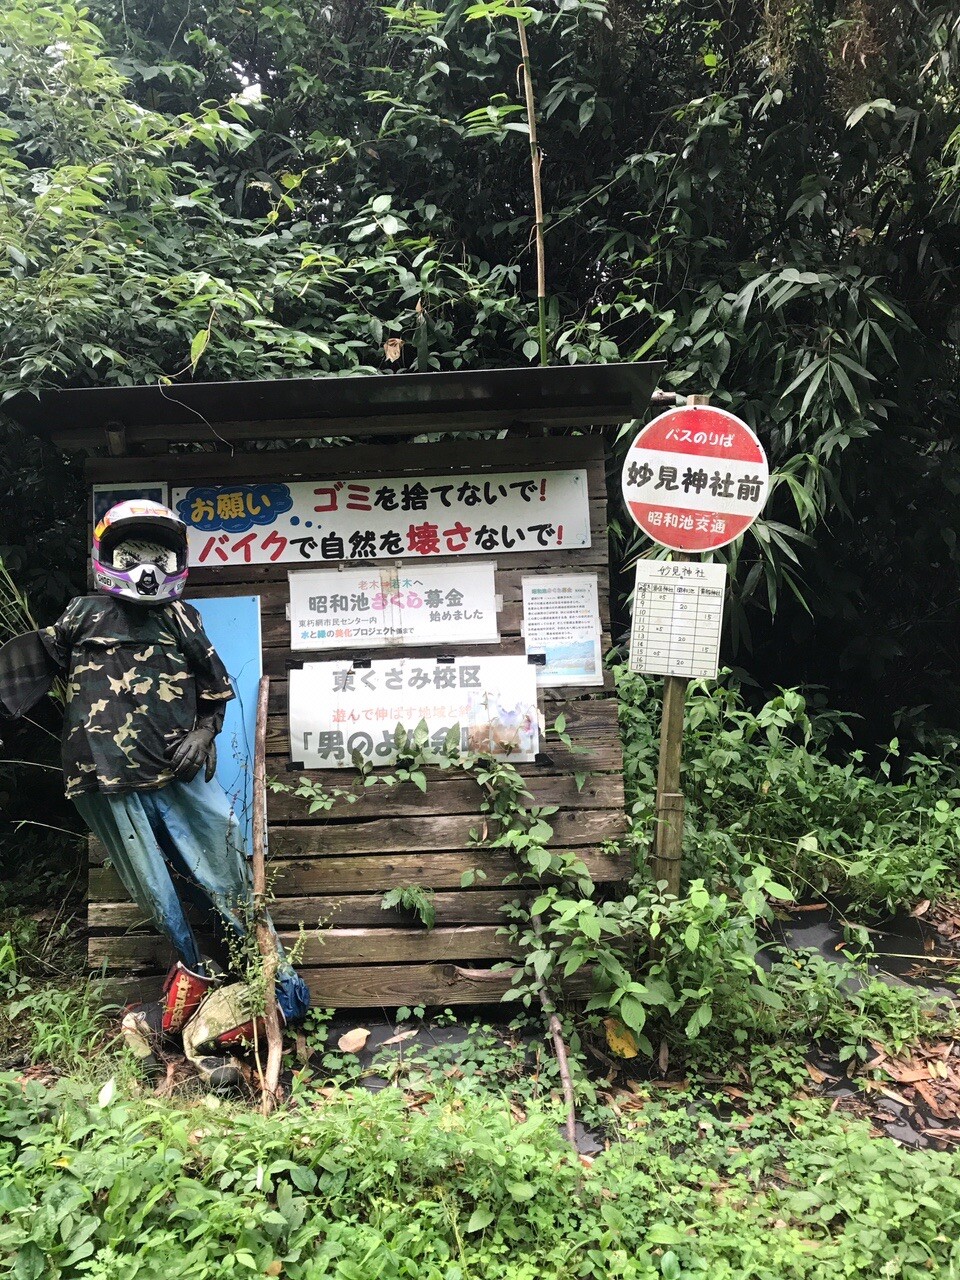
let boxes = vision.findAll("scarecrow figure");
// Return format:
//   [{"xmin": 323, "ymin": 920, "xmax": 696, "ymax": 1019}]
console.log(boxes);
[{"xmin": 0, "ymin": 500, "xmax": 309, "ymax": 1085}]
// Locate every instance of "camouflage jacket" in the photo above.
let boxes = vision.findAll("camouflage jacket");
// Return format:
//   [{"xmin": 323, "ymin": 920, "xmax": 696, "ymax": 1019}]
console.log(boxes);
[{"xmin": 42, "ymin": 595, "xmax": 234, "ymax": 799}]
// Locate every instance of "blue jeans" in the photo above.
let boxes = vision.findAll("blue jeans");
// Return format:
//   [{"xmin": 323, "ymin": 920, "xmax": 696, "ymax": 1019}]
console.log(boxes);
[{"xmin": 76, "ymin": 774, "xmax": 310, "ymax": 1020}]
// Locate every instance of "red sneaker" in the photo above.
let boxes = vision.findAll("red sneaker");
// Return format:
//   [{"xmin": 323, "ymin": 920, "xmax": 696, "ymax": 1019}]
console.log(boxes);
[{"xmin": 161, "ymin": 962, "xmax": 213, "ymax": 1033}]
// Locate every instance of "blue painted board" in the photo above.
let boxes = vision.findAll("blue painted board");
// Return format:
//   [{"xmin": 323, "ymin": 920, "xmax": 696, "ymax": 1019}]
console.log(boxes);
[{"xmin": 192, "ymin": 596, "xmax": 262, "ymax": 853}]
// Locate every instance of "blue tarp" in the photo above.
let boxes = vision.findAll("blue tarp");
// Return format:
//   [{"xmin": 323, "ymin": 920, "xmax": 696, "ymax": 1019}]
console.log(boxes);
[{"xmin": 191, "ymin": 596, "xmax": 262, "ymax": 853}]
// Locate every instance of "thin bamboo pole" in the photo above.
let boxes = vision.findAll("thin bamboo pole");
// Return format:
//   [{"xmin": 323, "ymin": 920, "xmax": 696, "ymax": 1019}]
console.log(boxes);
[
  {"xmin": 516, "ymin": 18, "xmax": 547, "ymax": 365},
  {"xmin": 252, "ymin": 674, "xmax": 283, "ymax": 1115}
]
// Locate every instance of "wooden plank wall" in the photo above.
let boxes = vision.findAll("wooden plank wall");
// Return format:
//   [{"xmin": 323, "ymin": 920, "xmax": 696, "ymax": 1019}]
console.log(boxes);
[{"xmin": 86, "ymin": 434, "xmax": 628, "ymax": 1007}]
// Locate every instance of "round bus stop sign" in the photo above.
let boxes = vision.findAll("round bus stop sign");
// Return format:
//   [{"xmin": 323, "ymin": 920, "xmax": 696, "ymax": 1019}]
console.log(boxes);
[{"xmin": 621, "ymin": 406, "xmax": 769, "ymax": 552}]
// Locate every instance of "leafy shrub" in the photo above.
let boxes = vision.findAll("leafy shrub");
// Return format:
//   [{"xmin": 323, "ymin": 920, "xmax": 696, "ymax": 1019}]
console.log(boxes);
[
  {"xmin": 617, "ymin": 666, "xmax": 960, "ymax": 912},
  {"xmin": 771, "ymin": 951, "xmax": 956, "ymax": 1064},
  {"xmin": 514, "ymin": 869, "xmax": 786, "ymax": 1055}
]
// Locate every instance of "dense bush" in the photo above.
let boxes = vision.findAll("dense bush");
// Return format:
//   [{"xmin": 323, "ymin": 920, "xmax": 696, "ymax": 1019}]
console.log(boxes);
[{"xmin": 617, "ymin": 667, "xmax": 960, "ymax": 912}]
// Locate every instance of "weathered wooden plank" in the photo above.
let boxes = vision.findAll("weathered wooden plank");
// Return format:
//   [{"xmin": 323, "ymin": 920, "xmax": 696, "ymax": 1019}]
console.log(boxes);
[
  {"xmin": 263, "ymin": 651, "xmax": 618, "ymax": 690},
  {"xmin": 268, "ymin": 810, "xmax": 622, "ymax": 858},
  {"xmin": 87, "ymin": 809, "xmax": 622, "ymax": 866},
  {"xmin": 266, "ymin": 771, "xmax": 623, "ymax": 822},
  {"xmin": 190, "ymin": 564, "xmax": 611, "ymax": 616},
  {"xmin": 89, "ymin": 925, "xmax": 512, "ymax": 971},
  {"xmin": 100, "ymin": 962, "xmax": 597, "ymax": 1008},
  {"xmin": 87, "ymin": 435, "xmax": 606, "ymax": 485},
  {"xmin": 89, "ymin": 846, "xmax": 633, "ymax": 900},
  {"xmin": 190, "ymin": 545, "xmax": 611, "ymax": 587},
  {"xmin": 66, "ymin": 400, "xmax": 627, "ymax": 447},
  {"xmin": 89, "ymin": 888, "xmax": 535, "ymax": 932}
]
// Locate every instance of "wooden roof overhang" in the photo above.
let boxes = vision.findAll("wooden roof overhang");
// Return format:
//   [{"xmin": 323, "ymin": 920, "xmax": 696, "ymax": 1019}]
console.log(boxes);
[{"xmin": 3, "ymin": 362, "xmax": 665, "ymax": 455}]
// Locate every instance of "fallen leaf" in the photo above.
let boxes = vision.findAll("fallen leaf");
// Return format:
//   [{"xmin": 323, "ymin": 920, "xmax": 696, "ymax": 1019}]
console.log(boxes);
[
  {"xmin": 337, "ymin": 1027, "xmax": 370, "ymax": 1054},
  {"xmin": 649, "ymin": 1079, "xmax": 689, "ymax": 1090},
  {"xmin": 612, "ymin": 1092, "xmax": 646, "ymax": 1112},
  {"xmin": 264, "ymin": 1263, "xmax": 283, "ymax": 1277},
  {"xmin": 805, "ymin": 1062, "xmax": 829, "ymax": 1085},
  {"xmin": 603, "ymin": 1017, "xmax": 638, "ymax": 1059},
  {"xmin": 381, "ymin": 1024, "xmax": 419, "ymax": 1044},
  {"xmin": 911, "ymin": 900, "xmax": 931, "ymax": 918},
  {"xmin": 658, "ymin": 1039, "xmax": 669, "ymax": 1075},
  {"xmin": 878, "ymin": 1085, "xmax": 912, "ymax": 1108},
  {"xmin": 887, "ymin": 1066, "xmax": 936, "ymax": 1085},
  {"xmin": 914, "ymin": 1080, "xmax": 954, "ymax": 1120}
]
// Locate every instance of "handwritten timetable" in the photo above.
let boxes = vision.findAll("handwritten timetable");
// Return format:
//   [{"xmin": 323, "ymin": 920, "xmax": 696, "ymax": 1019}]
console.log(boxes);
[{"xmin": 628, "ymin": 561, "xmax": 727, "ymax": 680}]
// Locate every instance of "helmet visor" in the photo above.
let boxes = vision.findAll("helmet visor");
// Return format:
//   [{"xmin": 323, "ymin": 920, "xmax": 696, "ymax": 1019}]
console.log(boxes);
[{"xmin": 99, "ymin": 520, "xmax": 186, "ymax": 574}]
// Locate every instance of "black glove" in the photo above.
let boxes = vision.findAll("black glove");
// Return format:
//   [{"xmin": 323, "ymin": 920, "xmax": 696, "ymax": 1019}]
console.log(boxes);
[{"xmin": 169, "ymin": 726, "xmax": 217, "ymax": 783}]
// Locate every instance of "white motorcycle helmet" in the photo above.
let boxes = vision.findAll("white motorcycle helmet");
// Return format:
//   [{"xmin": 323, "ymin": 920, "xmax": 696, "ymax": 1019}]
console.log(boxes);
[{"xmin": 92, "ymin": 500, "xmax": 189, "ymax": 605}]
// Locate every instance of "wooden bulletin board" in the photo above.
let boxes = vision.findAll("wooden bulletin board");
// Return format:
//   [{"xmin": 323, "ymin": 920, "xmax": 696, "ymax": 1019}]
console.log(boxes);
[{"xmin": 85, "ymin": 433, "xmax": 629, "ymax": 1008}]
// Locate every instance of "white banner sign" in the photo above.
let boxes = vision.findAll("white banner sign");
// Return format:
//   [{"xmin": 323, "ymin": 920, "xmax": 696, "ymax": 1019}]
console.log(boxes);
[
  {"xmin": 289, "ymin": 562, "xmax": 500, "ymax": 650},
  {"xmin": 172, "ymin": 469, "xmax": 590, "ymax": 568},
  {"xmin": 289, "ymin": 655, "xmax": 540, "ymax": 768},
  {"xmin": 628, "ymin": 561, "xmax": 726, "ymax": 679},
  {"xmin": 521, "ymin": 574, "xmax": 604, "ymax": 687}
]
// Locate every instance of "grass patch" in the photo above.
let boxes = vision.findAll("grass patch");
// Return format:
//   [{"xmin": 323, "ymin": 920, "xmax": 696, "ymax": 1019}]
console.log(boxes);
[{"xmin": 3, "ymin": 1067, "xmax": 960, "ymax": 1279}]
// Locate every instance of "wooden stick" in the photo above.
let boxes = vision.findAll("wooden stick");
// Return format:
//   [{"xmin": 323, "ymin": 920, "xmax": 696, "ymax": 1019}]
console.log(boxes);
[
  {"xmin": 517, "ymin": 18, "xmax": 547, "ymax": 366},
  {"xmin": 651, "ymin": 663, "xmax": 688, "ymax": 898},
  {"xmin": 531, "ymin": 912, "xmax": 578, "ymax": 1152},
  {"xmin": 252, "ymin": 674, "xmax": 283, "ymax": 1115}
]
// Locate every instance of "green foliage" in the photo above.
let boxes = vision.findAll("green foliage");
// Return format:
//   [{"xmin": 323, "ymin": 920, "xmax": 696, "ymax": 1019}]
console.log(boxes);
[
  {"xmin": 516, "ymin": 870, "xmax": 785, "ymax": 1054},
  {"xmin": 381, "ymin": 884, "xmax": 437, "ymax": 930},
  {"xmin": 0, "ymin": 0, "xmax": 329, "ymax": 392},
  {"xmin": 3, "ymin": 981, "xmax": 112, "ymax": 1072},
  {"xmin": 772, "ymin": 951, "xmax": 955, "ymax": 1064},
  {"xmin": 617, "ymin": 665, "xmax": 960, "ymax": 912},
  {"xmin": 0, "ymin": 0, "xmax": 957, "ymax": 729},
  {"xmin": 272, "ymin": 694, "xmax": 957, "ymax": 1069},
  {"xmin": 4, "ymin": 1071, "xmax": 960, "ymax": 1278},
  {"xmin": 0, "ymin": 921, "xmax": 113, "ymax": 1069}
]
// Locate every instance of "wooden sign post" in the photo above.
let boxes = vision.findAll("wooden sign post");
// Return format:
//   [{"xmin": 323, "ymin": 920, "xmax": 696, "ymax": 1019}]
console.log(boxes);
[
  {"xmin": 651, "ymin": 554, "xmax": 692, "ymax": 897},
  {"xmin": 621, "ymin": 397, "xmax": 770, "ymax": 896}
]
